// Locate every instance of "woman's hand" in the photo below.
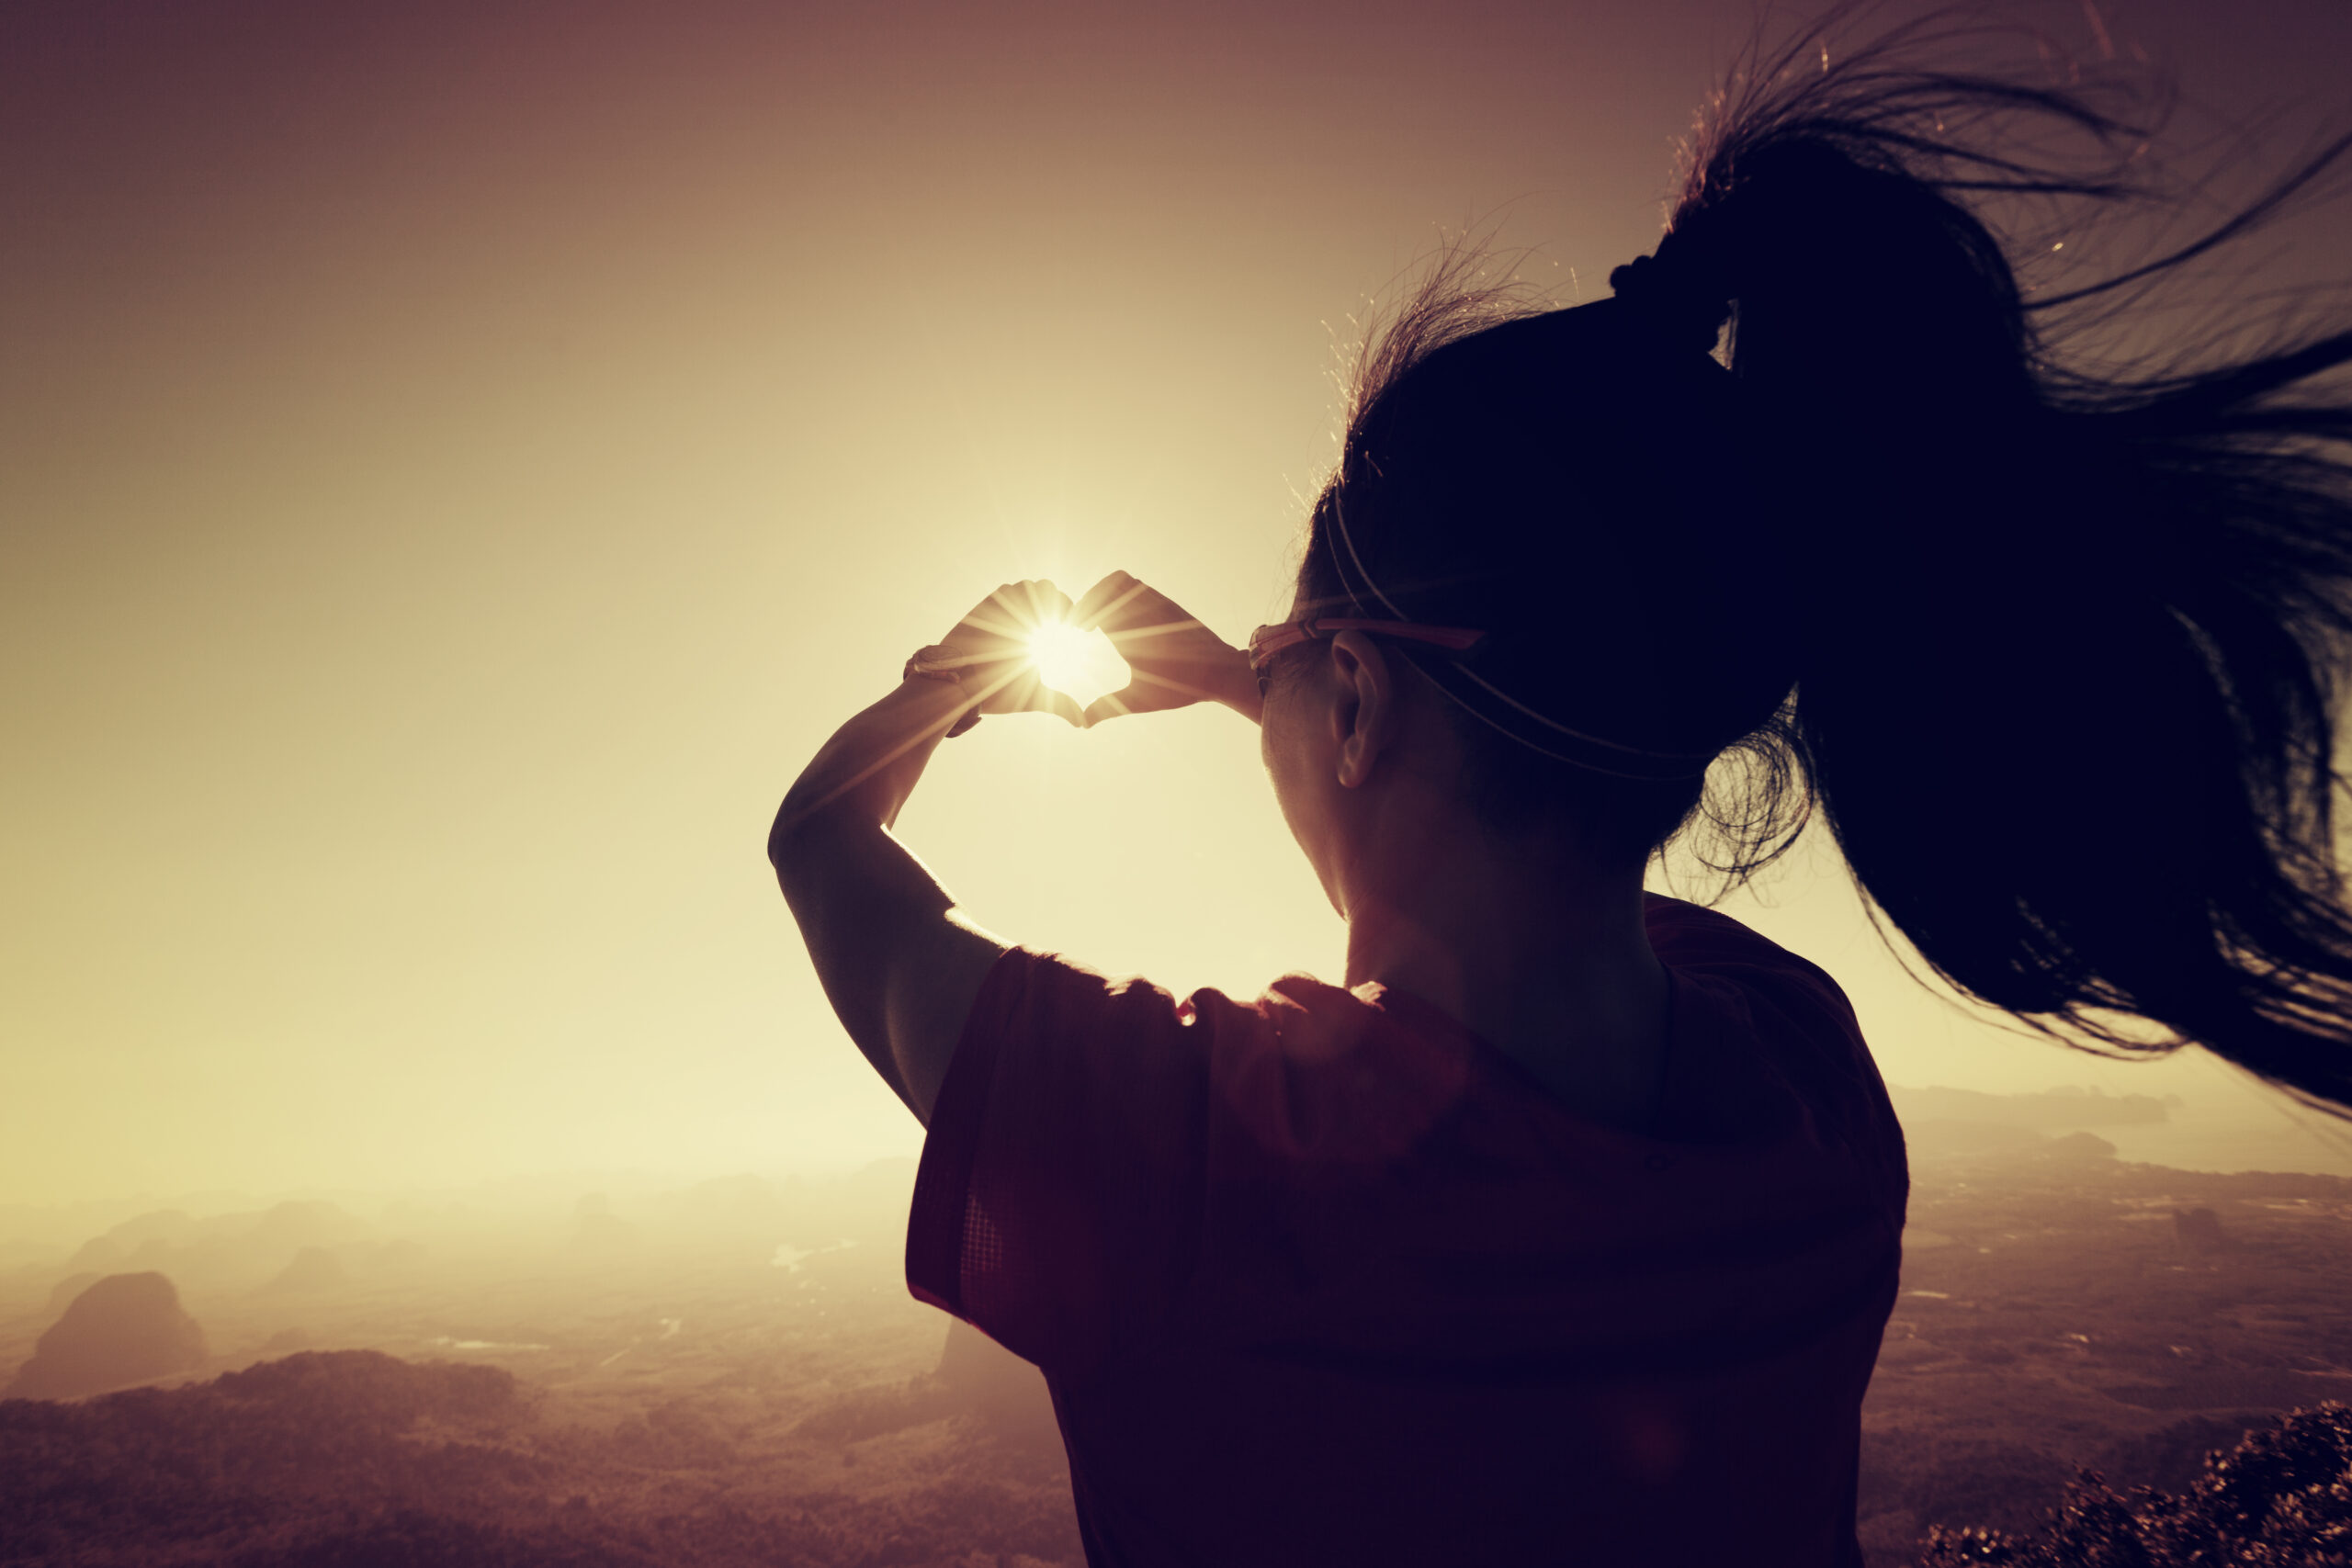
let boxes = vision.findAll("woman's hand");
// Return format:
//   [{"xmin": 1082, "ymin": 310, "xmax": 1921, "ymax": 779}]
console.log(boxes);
[
  {"xmin": 1072, "ymin": 571, "xmax": 1261, "ymax": 727},
  {"xmin": 918, "ymin": 580, "xmax": 1087, "ymax": 729}
]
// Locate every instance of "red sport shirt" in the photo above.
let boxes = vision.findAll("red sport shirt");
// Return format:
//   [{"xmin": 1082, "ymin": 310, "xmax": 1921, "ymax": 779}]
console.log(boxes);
[{"xmin": 908, "ymin": 894, "xmax": 1907, "ymax": 1565}]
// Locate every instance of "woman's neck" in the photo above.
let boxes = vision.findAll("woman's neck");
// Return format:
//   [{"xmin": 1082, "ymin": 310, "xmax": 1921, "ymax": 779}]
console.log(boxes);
[{"xmin": 1340, "ymin": 815, "xmax": 1670, "ymax": 1134}]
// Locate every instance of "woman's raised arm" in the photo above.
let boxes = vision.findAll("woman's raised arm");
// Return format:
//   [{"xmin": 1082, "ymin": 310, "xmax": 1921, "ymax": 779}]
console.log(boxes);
[{"xmin": 767, "ymin": 581, "xmax": 1082, "ymax": 1125}]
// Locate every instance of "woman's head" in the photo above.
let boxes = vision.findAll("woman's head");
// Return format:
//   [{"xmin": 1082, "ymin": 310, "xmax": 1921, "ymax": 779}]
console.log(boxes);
[
  {"xmin": 1280, "ymin": 275, "xmax": 1810, "ymax": 874},
  {"xmin": 1278, "ymin": 12, "xmax": 2352, "ymax": 1110}
]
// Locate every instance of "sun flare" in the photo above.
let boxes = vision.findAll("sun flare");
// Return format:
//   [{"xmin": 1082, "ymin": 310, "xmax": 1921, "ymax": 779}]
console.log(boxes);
[{"xmin": 1027, "ymin": 619, "xmax": 1131, "ymax": 710}]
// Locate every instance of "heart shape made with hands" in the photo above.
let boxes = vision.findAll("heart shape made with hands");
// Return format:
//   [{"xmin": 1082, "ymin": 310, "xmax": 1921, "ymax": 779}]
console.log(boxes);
[{"xmin": 1025, "ymin": 620, "xmax": 1132, "ymax": 711}]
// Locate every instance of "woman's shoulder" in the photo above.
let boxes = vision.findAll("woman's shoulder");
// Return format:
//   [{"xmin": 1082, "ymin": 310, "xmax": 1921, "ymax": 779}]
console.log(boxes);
[
  {"xmin": 1644, "ymin": 893, "xmax": 1858, "ymax": 1025},
  {"xmin": 984, "ymin": 949, "xmax": 1374, "ymax": 1056},
  {"xmin": 1641, "ymin": 897, "xmax": 1904, "ymax": 1194},
  {"xmin": 1645, "ymin": 890, "xmax": 1824, "ymax": 965}
]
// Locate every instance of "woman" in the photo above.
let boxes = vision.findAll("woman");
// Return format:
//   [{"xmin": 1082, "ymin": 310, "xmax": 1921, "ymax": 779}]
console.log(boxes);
[{"xmin": 770, "ymin": 19, "xmax": 2352, "ymax": 1564}]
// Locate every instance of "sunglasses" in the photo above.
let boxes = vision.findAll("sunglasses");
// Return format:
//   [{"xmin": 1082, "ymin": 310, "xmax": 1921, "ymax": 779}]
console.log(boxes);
[{"xmin": 1245, "ymin": 618, "xmax": 1487, "ymax": 674}]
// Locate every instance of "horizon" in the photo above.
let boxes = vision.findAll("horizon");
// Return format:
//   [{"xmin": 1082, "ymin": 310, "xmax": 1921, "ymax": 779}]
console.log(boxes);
[{"xmin": 8, "ymin": 1068, "xmax": 2352, "ymax": 1258}]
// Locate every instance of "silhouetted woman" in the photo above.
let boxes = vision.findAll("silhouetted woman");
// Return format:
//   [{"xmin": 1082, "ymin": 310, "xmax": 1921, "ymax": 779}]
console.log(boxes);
[{"xmin": 769, "ymin": 17, "xmax": 2352, "ymax": 1564}]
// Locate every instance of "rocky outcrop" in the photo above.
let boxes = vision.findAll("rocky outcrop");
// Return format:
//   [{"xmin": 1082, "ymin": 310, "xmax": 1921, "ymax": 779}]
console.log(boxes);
[
  {"xmin": 940, "ymin": 1319, "xmax": 1061, "ymax": 1447},
  {"xmin": 2041, "ymin": 1130, "xmax": 2120, "ymax": 1162},
  {"xmin": 6, "ymin": 1272, "xmax": 208, "ymax": 1399},
  {"xmin": 791, "ymin": 1319, "xmax": 1059, "ymax": 1450}
]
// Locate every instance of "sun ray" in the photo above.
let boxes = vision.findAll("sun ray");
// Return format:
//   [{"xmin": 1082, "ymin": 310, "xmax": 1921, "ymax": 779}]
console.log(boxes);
[
  {"xmin": 779, "ymin": 658, "xmax": 1034, "ymax": 827},
  {"xmin": 1027, "ymin": 619, "xmax": 1131, "ymax": 710}
]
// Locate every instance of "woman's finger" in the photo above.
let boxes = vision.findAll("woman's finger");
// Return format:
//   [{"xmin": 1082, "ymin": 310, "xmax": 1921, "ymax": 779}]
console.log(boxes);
[
  {"xmin": 1080, "ymin": 691, "xmax": 1135, "ymax": 728},
  {"xmin": 1077, "ymin": 570, "xmax": 1186, "ymax": 636},
  {"xmin": 944, "ymin": 581, "xmax": 1080, "ymax": 684},
  {"xmin": 1080, "ymin": 580, "xmax": 1210, "ymax": 663},
  {"xmin": 1013, "ymin": 579, "xmax": 1076, "ymax": 628},
  {"xmin": 1072, "ymin": 570, "xmax": 1143, "ymax": 630}
]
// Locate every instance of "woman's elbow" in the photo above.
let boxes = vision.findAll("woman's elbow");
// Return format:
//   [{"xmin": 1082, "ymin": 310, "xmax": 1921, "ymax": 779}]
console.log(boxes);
[{"xmin": 767, "ymin": 792, "xmax": 821, "ymax": 878}]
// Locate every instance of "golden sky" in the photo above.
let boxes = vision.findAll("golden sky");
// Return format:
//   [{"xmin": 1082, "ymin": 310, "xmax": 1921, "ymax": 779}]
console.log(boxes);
[{"xmin": 6, "ymin": 0, "xmax": 2351, "ymax": 1204}]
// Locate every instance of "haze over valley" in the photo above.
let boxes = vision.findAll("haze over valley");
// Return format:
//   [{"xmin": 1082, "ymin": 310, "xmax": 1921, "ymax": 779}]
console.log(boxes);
[{"xmin": 9, "ymin": 1086, "xmax": 2352, "ymax": 1565}]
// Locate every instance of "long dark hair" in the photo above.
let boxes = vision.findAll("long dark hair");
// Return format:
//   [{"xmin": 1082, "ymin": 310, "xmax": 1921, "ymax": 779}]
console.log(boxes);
[{"xmin": 1295, "ymin": 11, "xmax": 2352, "ymax": 1111}]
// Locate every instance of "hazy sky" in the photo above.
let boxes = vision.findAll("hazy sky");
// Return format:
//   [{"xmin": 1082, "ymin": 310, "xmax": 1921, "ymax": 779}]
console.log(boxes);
[{"xmin": 6, "ymin": 0, "xmax": 2352, "ymax": 1205}]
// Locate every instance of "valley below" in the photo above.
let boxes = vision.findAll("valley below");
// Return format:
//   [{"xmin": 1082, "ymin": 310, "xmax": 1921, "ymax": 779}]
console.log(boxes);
[{"xmin": 6, "ymin": 1103, "xmax": 2351, "ymax": 1566}]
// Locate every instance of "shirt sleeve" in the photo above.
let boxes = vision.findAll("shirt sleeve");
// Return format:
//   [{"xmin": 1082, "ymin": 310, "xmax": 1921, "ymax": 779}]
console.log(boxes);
[
  {"xmin": 1644, "ymin": 894, "xmax": 1909, "ymax": 1232},
  {"xmin": 905, "ymin": 946, "xmax": 1214, "ymax": 1371}
]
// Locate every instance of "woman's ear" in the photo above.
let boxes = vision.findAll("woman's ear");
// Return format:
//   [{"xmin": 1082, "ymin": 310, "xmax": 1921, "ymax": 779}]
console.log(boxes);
[{"xmin": 1326, "ymin": 631, "xmax": 1397, "ymax": 789}]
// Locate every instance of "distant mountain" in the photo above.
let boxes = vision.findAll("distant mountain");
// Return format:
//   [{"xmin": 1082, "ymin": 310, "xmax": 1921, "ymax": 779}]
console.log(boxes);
[
  {"xmin": 59, "ymin": 1201, "xmax": 374, "ymax": 1296},
  {"xmin": 1891, "ymin": 1084, "xmax": 2175, "ymax": 1130},
  {"xmin": 254, "ymin": 1247, "xmax": 348, "ymax": 1297},
  {"xmin": 63, "ymin": 1208, "xmax": 198, "ymax": 1273},
  {"xmin": 642, "ymin": 1161, "xmax": 922, "ymax": 1254},
  {"xmin": 569, "ymin": 1193, "xmax": 637, "ymax": 1251},
  {"xmin": 6, "ymin": 1271, "xmax": 207, "ymax": 1399},
  {"xmin": 1883, "ymin": 1083, "xmax": 2352, "ymax": 1176}
]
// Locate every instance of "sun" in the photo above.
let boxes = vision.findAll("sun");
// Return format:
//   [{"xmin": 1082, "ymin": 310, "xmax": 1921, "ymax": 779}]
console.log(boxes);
[{"xmin": 1026, "ymin": 619, "xmax": 1131, "ymax": 710}]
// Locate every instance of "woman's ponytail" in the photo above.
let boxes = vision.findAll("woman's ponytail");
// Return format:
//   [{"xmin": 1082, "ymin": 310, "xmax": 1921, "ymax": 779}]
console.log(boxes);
[{"xmin": 1666, "ymin": 17, "xmax": 2352, "ymax": 1109}]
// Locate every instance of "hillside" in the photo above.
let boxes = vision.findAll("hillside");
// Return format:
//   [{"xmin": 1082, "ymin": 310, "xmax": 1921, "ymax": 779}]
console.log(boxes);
[
  {"xmin": 1, "ymin": 1347, "xmax": 1076, "ymax": 1568},
  {"xmin": 1854, "ymin": 1144, "xmax": 2352, "ymax": 1559}
]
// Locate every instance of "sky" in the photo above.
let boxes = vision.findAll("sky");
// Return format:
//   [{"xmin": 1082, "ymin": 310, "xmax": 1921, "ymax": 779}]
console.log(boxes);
[{"xmin": 6, "ymin": 0, "xmax": 2352, "ymax": 1206}]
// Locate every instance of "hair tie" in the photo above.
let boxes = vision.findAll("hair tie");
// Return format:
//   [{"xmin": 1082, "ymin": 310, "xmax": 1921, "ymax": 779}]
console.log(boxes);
[{"xmin": 1609, "ymin": 241, "xmax": 1731, "ymax": 357}]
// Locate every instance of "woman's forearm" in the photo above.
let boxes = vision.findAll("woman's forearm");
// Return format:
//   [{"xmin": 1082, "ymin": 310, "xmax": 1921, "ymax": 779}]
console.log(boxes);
[{"xmin": 769, "ymin": 676, "xmax": 970, "ymax": 859}]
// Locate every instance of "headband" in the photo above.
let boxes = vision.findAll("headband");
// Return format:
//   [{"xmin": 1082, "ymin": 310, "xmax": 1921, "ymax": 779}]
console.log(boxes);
[{"xmin": 1322, "ymin": 491, "xmax": 1720, "ymax": 783}]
